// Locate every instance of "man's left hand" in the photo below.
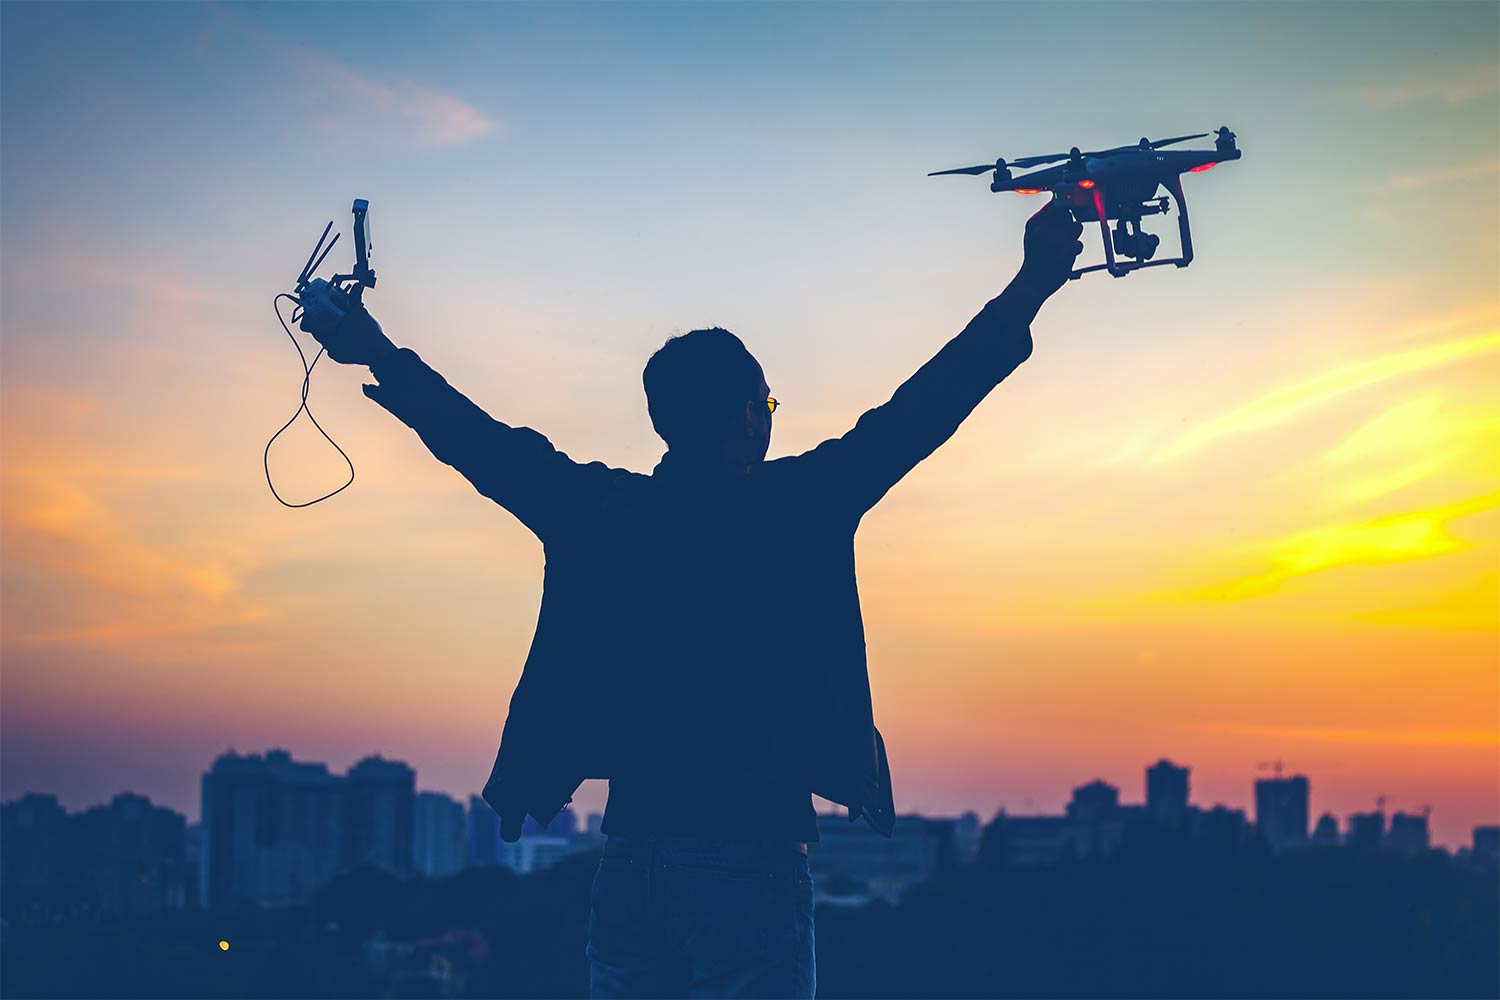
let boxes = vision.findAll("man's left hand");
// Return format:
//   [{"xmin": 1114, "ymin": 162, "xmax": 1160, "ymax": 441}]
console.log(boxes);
[{"xmin": 300, "ymin": 299, "xmax": 398, "ymax": 368}]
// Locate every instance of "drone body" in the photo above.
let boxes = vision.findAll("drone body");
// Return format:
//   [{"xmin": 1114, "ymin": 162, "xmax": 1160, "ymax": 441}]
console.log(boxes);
[{"xmin": 931, "ymin": 127, "xmax": 1242, "ymax": 278}]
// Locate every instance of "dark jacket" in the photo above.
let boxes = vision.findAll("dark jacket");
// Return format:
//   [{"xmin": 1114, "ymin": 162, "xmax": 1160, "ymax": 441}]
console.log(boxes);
[{"xmin": 363, "ymin": 290, "xmax": 1036, "ymax": 838}]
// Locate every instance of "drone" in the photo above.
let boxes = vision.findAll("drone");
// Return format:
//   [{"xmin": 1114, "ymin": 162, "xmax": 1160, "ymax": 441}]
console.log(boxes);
[{"xmin": 930, "ymin": 127, "xmax": 1241, "ymax": 278}]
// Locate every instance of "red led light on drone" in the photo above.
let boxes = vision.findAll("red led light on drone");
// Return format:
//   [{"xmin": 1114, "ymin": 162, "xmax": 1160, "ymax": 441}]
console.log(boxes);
[
  {"xmin": 1188, "ymin": 162, "xmax": 1218, "ymax": 172},
  {"xmin": 1078, "ymin": 179, "xmax": 1096, "ymax": 189},
  {"xmin": 1013, "ymin": 188, "xmax": 1045, "ymax": 195}
]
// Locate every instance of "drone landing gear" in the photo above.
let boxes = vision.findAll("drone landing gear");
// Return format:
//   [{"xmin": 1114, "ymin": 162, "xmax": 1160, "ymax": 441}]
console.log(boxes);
[{"xmin": 1069, "ymin": 174, "xmax": 1195, "ymax": 279}]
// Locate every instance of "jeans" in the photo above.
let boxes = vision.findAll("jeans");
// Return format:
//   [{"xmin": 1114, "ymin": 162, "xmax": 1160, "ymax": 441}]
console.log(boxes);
[{"xmin": 587, "ymin": 834, "xmax": 816, "ymax": 999}]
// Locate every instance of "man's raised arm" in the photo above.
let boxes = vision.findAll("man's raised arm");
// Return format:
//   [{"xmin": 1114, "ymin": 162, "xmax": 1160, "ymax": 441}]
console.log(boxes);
[
  {"xmin": 301, "ymin": 309, "xmax": 624, "ymax": 541},
  {"xmin": 794, "ymin": 201, "xmax": 1083, "ymax": 517}
]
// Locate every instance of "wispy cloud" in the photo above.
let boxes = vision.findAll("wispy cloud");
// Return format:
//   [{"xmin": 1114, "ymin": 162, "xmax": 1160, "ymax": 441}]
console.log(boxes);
[
  {"xmin": 10, "ymin": 250, "xmax": 215, "ymax": 309},
  {"xmin": 1318, "ymin": 393, "xmax": 1500, "ymax": 507},
  {"xmin": 1143, "ymin": 330, "xmax": 1500, "ymax": 466},
  {"xmin": 1336, "ymin": 63, "xmax": 1499, "ymax": 110},
  {"xmin": 1166, "ymin": 492, "xmax": 1500, "ymax": 602},
  {"xmin": 203, "ymin": 8, "xmax": 498, "ymax": 151},
  {"xmin": 1378, "ymin": 156, "xmax": 1500, "ymax": 194},
  {"xmin": 299, "ymin": 54, "xmax": 498, "ymax": 150}
]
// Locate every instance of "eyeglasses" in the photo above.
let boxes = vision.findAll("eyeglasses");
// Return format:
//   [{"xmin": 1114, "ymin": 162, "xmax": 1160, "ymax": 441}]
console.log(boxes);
[{"xmin": 766, "ymin": 396, "xmax": 780, "ymax": 414}]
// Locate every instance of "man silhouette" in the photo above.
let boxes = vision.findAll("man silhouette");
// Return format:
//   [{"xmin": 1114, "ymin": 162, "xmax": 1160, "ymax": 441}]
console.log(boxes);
[{"xmin": 302, "ymin": 201, "xmax": 1083, "ymax": 998}]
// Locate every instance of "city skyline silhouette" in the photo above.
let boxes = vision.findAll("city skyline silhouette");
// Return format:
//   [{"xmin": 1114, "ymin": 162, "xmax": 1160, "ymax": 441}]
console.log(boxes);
[{"xmin": 6, "ymin": 744, "xmax": 1496, "ymax": 997}]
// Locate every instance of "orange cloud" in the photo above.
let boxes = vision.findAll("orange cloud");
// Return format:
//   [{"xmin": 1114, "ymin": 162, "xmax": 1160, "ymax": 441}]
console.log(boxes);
[{"xmin": 1187, "ymin": 721, "xmax": 1500, "ymax": 749}]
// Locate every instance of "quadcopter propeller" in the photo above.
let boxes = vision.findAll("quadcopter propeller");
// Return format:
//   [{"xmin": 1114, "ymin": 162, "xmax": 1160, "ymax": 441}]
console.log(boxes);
[
  {"xmin": 927, "ymin": 163, "xmax": 1000, "ymax": 177},
  {"xmin": 1135, "ymin": 132, "xmax": 1210, "ymax": 150},
  {"xmin": 1010, "ymin": 150, "xmax": 1075, "ymax": 168},
  {"xmin": 1007, "ymin": 132, "xmax": 1214, "ymax": 168},
  {"xmin": 929, "ymin": 131, "xmax": 1218, "ymax": 178},
  {"xmin": 924, "ymin": 158, "xmax": 1008, "ymax": 177},
  {"xmin": 1075, "ymin": 133, "xmax": 1212, "ymax": 159}
]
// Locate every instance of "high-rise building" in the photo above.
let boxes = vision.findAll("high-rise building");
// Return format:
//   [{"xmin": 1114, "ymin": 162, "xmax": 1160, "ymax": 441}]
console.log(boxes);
[
  {"xmin": 343, "ymin": 756, "xmax": 415, "ymax": 877},
  {"xmin": 912, "ymin": 813, "xmax": 984, "ymax": 874},
  {"xmin": 201, "ymin": 749, "xmax": 416, "ymax": 908},
  {"xmin": 496, "ymin": 806, "xmax": 589, "ymax": 875},
  {"xmin": 499, "ymin": 835, "xmax": 583, "ymax": 875},
  {"xmin": 200, "ymin": 750, "xmax": 344, "ymax": 909},
  {"xmin": 1347, "ymin": 809, "xmax": 1385, "ymax": 850},
  {"xmin": 71, "ymin": 793, "xmax": 191, "ymax": 912},
  {"xmin": 1146, "ymin": 760, "xmax": 1190, "ymax": 825},
  {"xmin": 1311, "ymin": 812, "xmax": 1340, "ymax": 846},
  {"xmin": 467, "ymin": 795, "xmax": 501, "ymax": 867},
  {"xmin": 1194, "ymin": 805, "xmax": 1251, "ymax": 847},
  {"xmin": 1067, "ymin": 780, "xmax": 1120, "ymax": 824},
  {"xmin": 576, "ymin": 811, "xmax": 607, "ymax": 850},
  {"xmin": 1066, "ymin": 780, "xmax": 1125, "ymax": 857},
  {"xmin": 992, "ymin": 815, "xmax": 1071, "ymax": 866},
  {"xmin": 1, "ymin": 794, "xmax": 67, "ymax": 895},
  {"xmin": 952, "ymin": 811, "xmax": 983, "ymax": 866},
  {"xmin": 413, "ymin": 792, "xmax": 467, "ymax": 878},
  {"xmin": 522, "ymin": 806, "xmax": 577, "ymax": 839},
  {"xmin": 1386, "ymin": 811, "xmax": 1430, "ymax": 854},
  {"xmin": 1254, "ymin": 774, "xmax": 1309, "ymax": 851},
  {"xmin": 1473, "ymin": 826, "xmax": 1499, "ymax": 864},
  {"xmin": 809, "ymin": 813, "xmax": 944, "ymax": 904},
  {"xmin": 2, "ymin": 792, "xmax": 189, "ymax": 914}
]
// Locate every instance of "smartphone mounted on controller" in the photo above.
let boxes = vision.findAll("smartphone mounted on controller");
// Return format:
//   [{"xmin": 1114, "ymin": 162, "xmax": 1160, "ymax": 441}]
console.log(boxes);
[{"xmin": 295, "ymin": 199, "xmax": 377, "ymax": 335}]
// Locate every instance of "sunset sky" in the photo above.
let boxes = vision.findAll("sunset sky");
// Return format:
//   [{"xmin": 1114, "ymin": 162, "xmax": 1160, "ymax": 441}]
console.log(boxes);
[{"xmin": 2, "ymin": 2, "xmax": 1496, "ymax": 848}]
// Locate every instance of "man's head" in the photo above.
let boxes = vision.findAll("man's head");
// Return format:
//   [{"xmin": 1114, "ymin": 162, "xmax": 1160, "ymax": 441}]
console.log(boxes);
[{"xmin": 643, "ymin": 327, "xmax": 772, "ymax": 464}]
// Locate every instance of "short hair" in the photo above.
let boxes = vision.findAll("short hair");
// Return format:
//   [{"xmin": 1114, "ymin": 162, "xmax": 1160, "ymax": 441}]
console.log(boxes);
[{"xmin": 642, "ymin": 327, "xmax": 761, "ymax": 448}]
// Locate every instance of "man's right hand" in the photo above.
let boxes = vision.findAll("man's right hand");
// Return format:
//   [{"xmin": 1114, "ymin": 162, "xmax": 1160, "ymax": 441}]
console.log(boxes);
[
  {"xmin": 1017, "ymin": 199, "xmax": 1085, "ymax": 299},
  {"xmin": 300, "ymin": 298, "xmax": 398, "ymax": 368}
]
